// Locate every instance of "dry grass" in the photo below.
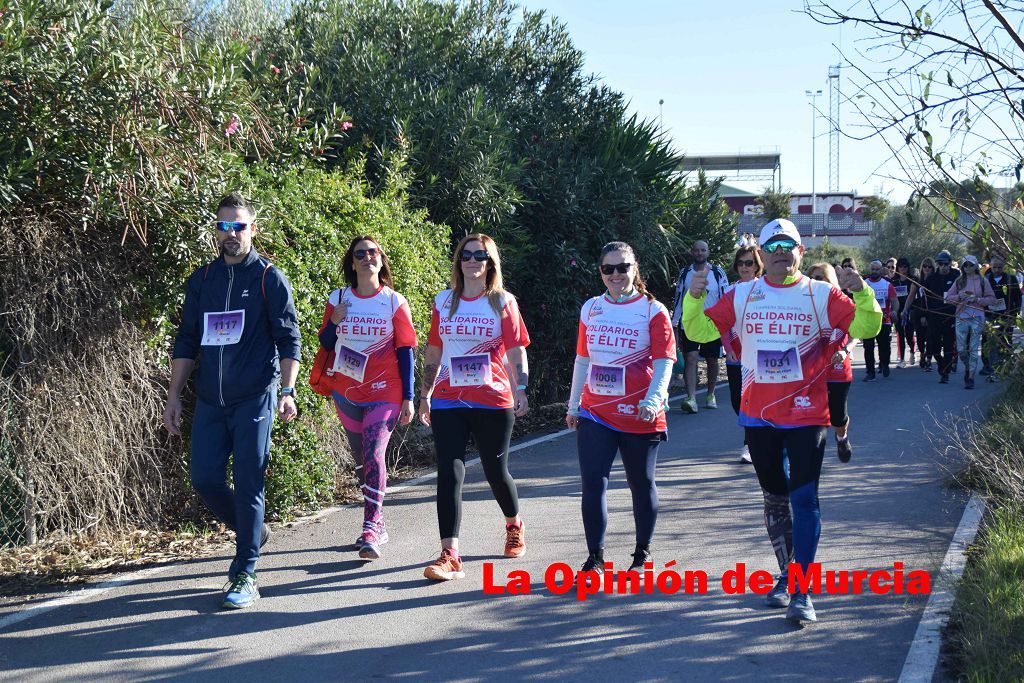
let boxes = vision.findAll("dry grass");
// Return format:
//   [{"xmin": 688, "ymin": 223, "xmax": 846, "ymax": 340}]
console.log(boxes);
[{"xmin": 0, "ymin": 212, "xmax": 180, "ymax": 546}]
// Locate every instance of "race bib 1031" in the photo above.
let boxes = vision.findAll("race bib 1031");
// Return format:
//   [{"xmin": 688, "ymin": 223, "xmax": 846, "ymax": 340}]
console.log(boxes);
[{"xmin": 755, "ymin": 346, "xmax": 804, "ymax": 384}]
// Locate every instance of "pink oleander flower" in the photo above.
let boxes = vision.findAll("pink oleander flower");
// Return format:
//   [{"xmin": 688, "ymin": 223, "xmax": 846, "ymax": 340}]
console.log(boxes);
[
  {"xmin": 224, "ymin": 115, "xmax": 240, "ymax": 137},
  {"xmin": 341, "ymin": 121, "xmax": 353, "ymax": 131},
  {"xmin": 569, "ymin": 259, "xmax": 577, "ymax": 267},
  {"xmin": 271, "ymin": 65, "xmax": 281, "ymax": 75}
]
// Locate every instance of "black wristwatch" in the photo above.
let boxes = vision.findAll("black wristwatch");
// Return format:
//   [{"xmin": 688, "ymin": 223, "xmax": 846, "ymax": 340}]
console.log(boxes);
[{"xmin": 280, "ymin": 387, "xmax": 295, "ymax": 397}]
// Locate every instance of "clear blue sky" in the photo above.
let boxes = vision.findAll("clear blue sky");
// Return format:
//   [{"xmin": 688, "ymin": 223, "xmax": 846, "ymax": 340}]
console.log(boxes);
[{"xmin": 521, "ymin": 0, "xmax": 911, "ymax": 200}]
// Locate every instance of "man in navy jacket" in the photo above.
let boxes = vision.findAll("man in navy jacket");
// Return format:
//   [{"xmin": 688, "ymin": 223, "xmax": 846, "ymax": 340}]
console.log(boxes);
[{"xmin": 164, "ymin": 192, "xmax": 301, "ymax": 609}]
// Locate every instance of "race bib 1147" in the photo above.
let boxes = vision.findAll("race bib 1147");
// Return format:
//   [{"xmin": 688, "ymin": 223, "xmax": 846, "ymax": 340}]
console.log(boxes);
[{"xmin": 450, "ymin": 353, "xmax": 492, "ymax": 387}]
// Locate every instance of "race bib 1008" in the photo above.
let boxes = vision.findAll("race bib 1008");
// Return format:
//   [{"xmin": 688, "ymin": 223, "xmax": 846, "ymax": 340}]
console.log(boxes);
[
  {"xmin": 333, "ymin": 344, "xmax": 369, "ymax": 383},
  {"xmin": 755, "ymin": 347, "xmax": 804, "ymax": 384},
  {"xmin": 588, "ymin": 363, "xmax": 625, "ymax": 396},
  {"xmin": 202, "ymin": 310, "xmax": 245, "ymax": 346},
  {"xmin": 449, "ymin": 353, "xmax": 492, "ymax": 387}
]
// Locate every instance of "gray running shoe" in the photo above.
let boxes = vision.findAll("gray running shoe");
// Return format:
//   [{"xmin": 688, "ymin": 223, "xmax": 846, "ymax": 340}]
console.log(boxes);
[
  {"xmin": 766, "ymin": 575, "xmax": 790, "ymax": 608},
  {"xmin": 786, "ymin": 593, "xmax": 817, "ymax": 623}
]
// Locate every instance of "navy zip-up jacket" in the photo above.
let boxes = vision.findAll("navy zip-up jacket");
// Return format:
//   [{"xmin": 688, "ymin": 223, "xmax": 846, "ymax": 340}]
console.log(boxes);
[{"xmin": 172, "ymin": 249, "xmax": 302, "ymax": 407}]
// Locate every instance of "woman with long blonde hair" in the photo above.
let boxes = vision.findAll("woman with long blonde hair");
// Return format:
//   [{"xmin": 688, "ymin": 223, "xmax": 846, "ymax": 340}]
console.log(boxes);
[
  {"xmin": 807, "ymin": 262, "xmax": 855, "ymax": 462},
  {"xmin": 418, "ymin": 234, "xmax": 531, "ymax": 581}
]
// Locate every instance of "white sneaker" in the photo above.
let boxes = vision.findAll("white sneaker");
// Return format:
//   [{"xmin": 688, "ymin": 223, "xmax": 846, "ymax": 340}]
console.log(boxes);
[
  {"xmin": 897, "ymin": 359, "xmax": 905, "ymax": 369},
  {"xmin": 740, "ymin": 445, "xmax": 752, "ymax": 463}
]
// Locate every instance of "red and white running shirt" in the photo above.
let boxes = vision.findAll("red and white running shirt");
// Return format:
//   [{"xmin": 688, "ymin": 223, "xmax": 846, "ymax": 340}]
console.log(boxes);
[
  {"xmin": 576, "ymin": 293, "xmax": 675, "ymax": 433},
  {"xmin": 317, "ymin": 285, "xmax": 417, "ymax": 405},
  {"xmin": 865, "ymin": 277, "xmax": 897, "ymax": 324},
  {"xmin": 704, "ymin": 276, "xmax": 857, "ymax": 428},
  {"xmin": 427, "ymin": 290, "xmax": 530, "ymax": 410}
]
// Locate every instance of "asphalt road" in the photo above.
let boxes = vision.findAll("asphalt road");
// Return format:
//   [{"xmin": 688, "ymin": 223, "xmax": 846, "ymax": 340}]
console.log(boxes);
[{"xmin": 0, "ymin": 348, "xmax": 999, "ymax": 682}]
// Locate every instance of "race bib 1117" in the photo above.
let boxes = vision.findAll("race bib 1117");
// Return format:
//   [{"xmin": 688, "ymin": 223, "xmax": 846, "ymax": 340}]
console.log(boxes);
[{"xmin": 202, "ymin": 310, "xmax": 245, "ymax": 346}]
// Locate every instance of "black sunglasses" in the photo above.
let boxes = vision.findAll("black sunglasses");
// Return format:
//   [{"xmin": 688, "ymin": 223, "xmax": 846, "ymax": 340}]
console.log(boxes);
[
  {"xmin": 600, "ymin": 262, "xmax": 633, "ymax": 275},
  {"xmin": 811, "ymin": 274, "xmax": 825, "ymax": 281},
  {"xmin": 460, "ymin": 249, "xmax": 490, "ymax": 262},
  {"xmin": 736, "ymin": 259, "xmax": 756, "ymax": 268},
  {"xmin": 354, "ymin": 248, "xmax": 379, "ymax": 260}
]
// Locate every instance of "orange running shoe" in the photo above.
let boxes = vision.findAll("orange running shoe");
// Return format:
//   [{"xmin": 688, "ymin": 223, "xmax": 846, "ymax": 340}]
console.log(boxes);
[
  {"xmin": 504, "ymin": 520, "xmax": 526, "ymax": 558},
  {"xmin": 423, "ymin": 548, "xmax": 465, "ymax": 581}
]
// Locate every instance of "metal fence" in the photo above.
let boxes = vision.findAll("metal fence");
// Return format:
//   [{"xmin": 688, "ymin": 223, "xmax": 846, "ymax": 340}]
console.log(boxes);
[
  {"xmin": 0, "ymin": 444, "xmax": 31, "ymax": 549},
  {"xmin": 736, "ymin": 213, "xmax": 877, "ymax": 236}
]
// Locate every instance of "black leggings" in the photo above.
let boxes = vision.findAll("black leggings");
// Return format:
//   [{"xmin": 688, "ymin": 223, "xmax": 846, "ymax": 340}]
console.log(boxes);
[
  {"xmin": 745, "ymin": 426, "xmax": 827, "ymax": 571},
  {"xmin": 431, "ymin": 408, "xmax": 519, "ymax": 539},
  {"xmin": 727, "ymin": 363, "xmax": 742, "ymax": 415},
  {"xmin": 577, "ymin": 417, "xmax": 662, "ymax": 552},
  {"xmin": 928, "ymin": 315, "xmax": 956, "ymax": 375},
  {"xmin": 826, "ymin": 381, "xmax": 850, "ymax": 428},
  {"xmin": 726, "ymin": 363, "xmax": 748, "ymax": 446},
  {"xmin": 894, "ymin": 316, "xmax": 916, "ymax": 358},
  {"xmin": 912, "ymin": 312, "xmax": 931, "ymax": 363}
]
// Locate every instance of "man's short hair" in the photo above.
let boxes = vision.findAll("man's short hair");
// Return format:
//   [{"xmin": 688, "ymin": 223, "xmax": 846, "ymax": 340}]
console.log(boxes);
[{"xmin": 217, "ymin": 192, "xmax": 255, "ymax": 215}]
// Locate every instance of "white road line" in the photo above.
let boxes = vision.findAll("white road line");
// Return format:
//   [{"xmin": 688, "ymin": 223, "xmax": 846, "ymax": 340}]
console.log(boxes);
[
  {"xmin": 0, "ymin": 381, "xmax": 726, "ymax": 632},
  {"xmin": 898, "ymin": 492, "xmax": 987, "ymax": 683},
  {"xmin": 0, "ymin": 565, "xmax": 169, "ymax": 632}
]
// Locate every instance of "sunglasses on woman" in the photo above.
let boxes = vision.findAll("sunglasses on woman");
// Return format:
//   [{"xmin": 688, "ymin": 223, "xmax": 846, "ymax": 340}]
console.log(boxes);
[
  {"xmin": 354, "ymin": 248, "xmax": 379, "ymax": 260},
  {"xmin": 216, "ymin": 221, "xmax": 250, "ymax": 232},
  {"xmin": 811, "ymin": 274, "xmax": 825, "ymax": 281},
  {"xmin": 600, "ymin": 263, "xmax": 633, "ymax": 275},
  {"xmin": 736, "ymin": 259, "xmax": 756, "ymax": 268},
  {"xmin": 460, "ymin": 249, "xmax": 490, "ymax": 262}
]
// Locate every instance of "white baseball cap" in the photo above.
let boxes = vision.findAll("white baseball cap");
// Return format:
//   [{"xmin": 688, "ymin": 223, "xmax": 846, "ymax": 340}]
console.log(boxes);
[
  {"xmin": 962, "ymin": 254, "xmax": 979, "ymax": 266},
  {"xmin": 758, "ymin": 218, "xmax": 802, "ymax": 247}
]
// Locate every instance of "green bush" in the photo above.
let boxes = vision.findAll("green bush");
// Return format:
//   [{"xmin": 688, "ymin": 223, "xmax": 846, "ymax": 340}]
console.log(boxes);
[{"xmin": 277, "ymin": 0, "xmax": 738, "ymax": 400}]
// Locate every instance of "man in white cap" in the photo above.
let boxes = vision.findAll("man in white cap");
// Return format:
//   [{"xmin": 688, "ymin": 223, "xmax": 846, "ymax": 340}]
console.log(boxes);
[{"xmin": 682, "ymin": 218, "xmax": 881, "ymax": 625}]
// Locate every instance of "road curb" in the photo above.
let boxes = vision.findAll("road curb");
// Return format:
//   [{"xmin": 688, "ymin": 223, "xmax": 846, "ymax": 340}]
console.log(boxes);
[{"xmin": 897, "ymin": 492, "xmax": 987, "ymax": 683}]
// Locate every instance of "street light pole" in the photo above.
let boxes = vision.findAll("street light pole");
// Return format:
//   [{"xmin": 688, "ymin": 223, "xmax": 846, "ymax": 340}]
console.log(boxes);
[
  {"xmin": 805, "ymin": 89, "xmax": 822, "ymax": 236},
  {"xmin": 659, "ymin": 99, "xmax": 664, "ymax": 129}
]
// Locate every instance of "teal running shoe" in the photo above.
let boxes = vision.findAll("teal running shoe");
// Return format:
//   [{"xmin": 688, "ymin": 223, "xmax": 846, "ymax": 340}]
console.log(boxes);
[{"xmin": 222, "ymin": 572, "xmax": 259, "ymax": 609}]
